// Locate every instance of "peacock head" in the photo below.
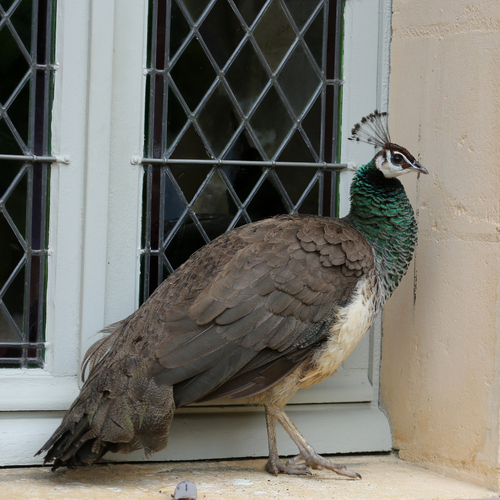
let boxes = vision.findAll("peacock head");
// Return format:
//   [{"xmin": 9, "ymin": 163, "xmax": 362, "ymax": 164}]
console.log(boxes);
[{"xmin": 349, "ymin": 111, "xmax": 429, "ymax": 178}]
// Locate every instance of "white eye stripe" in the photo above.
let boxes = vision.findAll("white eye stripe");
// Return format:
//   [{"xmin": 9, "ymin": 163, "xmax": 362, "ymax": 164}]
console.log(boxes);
[{"xmin": 391, "ymin": 152, "xmax": 411, "ymax": 165}]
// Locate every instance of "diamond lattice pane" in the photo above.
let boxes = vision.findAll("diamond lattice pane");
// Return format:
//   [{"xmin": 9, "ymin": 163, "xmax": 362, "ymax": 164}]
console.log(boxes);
[
  {"xmin": 170, "ymin": 124, "xmax": 210, "ymax": 159},
  {"xmin": 197, "ymin": 84, "xmax": 241, "ymax": 157},
  {"xmin": 225, "ymin": 41, "xmax": 269, "ymax": 115},
  {"xmin": 277, "ymin": 44, "xmax": 321, "ymax": 117},
  {"xmin": 199, "ymin": 0, "xmax": 244, "ymax": 69},
  {"xmin": 142, "ymin": 0, "xmax": 343, "ymax": 299},
  {"xmin": 301, "ymin": 95, "xmax": 322, "ymax": 156},
  {"xmin": 0, "ymin": 307, "xmax": 21, "ymax": 343},
  {"xmin": 2, "ymin": 261, "xmax": 25, "ymax": 336},
  {"xmin": 0, "ymin": 115, "xmax": 24, "ymax": 155},
  {"xmin": 276, "ymin": 131, "xmax": 317, "ymax": 206},
  {"xmin": 0, "ymin": 0, "xmax": 54, "ymax": 368},
  {"xmin": 245, "ymin": 170, "xmax": 288, "ymax": 221},
  {"xmin": 0, "ymin": 26, "xmax": 30, "ymax": 106},
  {"xmin": 163, "ymin": 171, "xmax": 188, "ymax": 234},
  {"xmin": 164, "ymin": 214, "xmax": 209, "ymax": 270},
  {"xmin": 304, "ymin": 6, "xmax": 325, "ymax": 70},
  {"xmin": 166, "ymin": 86, "xmax": 188, "ymax": 149},
  {"xmin": 192, "ymin": 169, "xmax": 238, "ymax": 231},
  {"xmin": 0, "ymin": 213, "xmax": 25, "ymax": 293},
  {"xmin": 249, "ymin": 86, "xmax": 293, "ymax": 158},
  {"xmin": 284, "ymin": 0, "xmax": 321, "ymax": 30},
  {"xmin": 170, "ymin": 37, "xmax": 216, "ymax": 111},
  {"xmin": 3, "ymin": 165, "xmax": 28, "ymax": 240},
  {"xmin": 297, "ymin": 175, "xmax": 321, "ymax": 214},
  {"xmin": 179, "ymin": 0, "xmax": 211, "ymax": 23},
  {"xmin": 169, "ymin": 162, "xmax": 211, "ymax": 205},
  {"xmin": 10, "ymin": 0, "xmax": 33, "ymax": 50},
  {"xmin": 253, "ymin": 0, "xmax": 295, "ymax": 73},
  {"xmin": 6, "ymin": 81, "xmax": 30, "ymax": 151},
  {"xmin": 169, "ymin": 0, "xmax": 191, "ymax": 59},
  {"xmin": 233, "ymin": 0, "xmax": 267, "ymax": 27}
]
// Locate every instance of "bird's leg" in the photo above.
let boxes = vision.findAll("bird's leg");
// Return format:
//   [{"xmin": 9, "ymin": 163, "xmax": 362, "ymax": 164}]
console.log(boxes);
[
  {"xmin": 266, "ymin": 405, "xmax": 361, "ymax": 479},
  {"xmin": 264, "ymin": 406, "xmax": 309, "ymax": 475}
]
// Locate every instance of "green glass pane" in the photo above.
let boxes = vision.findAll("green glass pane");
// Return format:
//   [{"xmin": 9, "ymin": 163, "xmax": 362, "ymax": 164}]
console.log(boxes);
[
  {"xmin": 253, "ymin": 0, "xmax": 295, "ymax": 73},
  {"xmin": 199, "ymin": 0, "xmax": 244, "ymax": 69},
  {"xmin": 249, "ymin": 86, "xmax": 293, "ymax": 158},
  {"xmin": 169, "ymin": 0, "xmax": 191, "ymax": 59},
  {"xmin": 0, "ymin": 26, "xmax": 30, "ymax": 106},
  {"xmin": 197, "ymin": 84, "xmax": 241, "ymax": 157},
  {"xmin": 304, "ymin": 7, "xmax": 325, "ymax": 70},
  {"xmin": 225, "ymin": 41, "xmax": 269, "ymax": 115},
  {"xmin": 278, "ymin": 44, "xmax": 321, "ymax": 117},
  {"xmin": 233, "ymin": 0, "xmax": 267, "ymax": 27},
  {"xmin": 284, "ymin": 0, "xmax": 321, "ymax": 30},
  {"xmin": 170, "ymin": 37, "xmax": 216, "ymax": 111},
  {"xmin": 301, "ymin": 95, "xmax": 322, "ymax": 156}
]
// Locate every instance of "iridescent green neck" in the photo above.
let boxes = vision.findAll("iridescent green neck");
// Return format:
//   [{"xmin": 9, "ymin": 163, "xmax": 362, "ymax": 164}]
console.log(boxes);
[{"xmin": 345, "ymin": 160, "xmax": 418, "ymax": 298}]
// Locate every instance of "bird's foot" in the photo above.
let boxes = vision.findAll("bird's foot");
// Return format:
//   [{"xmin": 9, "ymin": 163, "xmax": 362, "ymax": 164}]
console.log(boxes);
[
  {"xmin": 265, "ymin": 456, "xmax": 311, "ymax": 476},
  {"xmin": 287, "ymin": 451, "xmax": 361, "ymax": 479}
]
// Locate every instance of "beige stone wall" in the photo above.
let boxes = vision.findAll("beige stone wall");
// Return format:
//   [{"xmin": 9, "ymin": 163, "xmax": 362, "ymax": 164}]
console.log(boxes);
[{"xmin": 380, "ymin": 0, "xmax": 500, "ymax": 491}]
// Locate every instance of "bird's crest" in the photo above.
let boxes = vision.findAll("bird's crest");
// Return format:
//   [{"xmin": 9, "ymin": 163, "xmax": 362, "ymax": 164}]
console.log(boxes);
[{"xmin": 348, "ymin": 110, "xmax": 390, "ymax": 149}]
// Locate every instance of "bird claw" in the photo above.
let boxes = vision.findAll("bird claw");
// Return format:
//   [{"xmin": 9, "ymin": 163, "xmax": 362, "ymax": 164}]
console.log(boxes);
[
  {"xmin": 269, "ymin": 452, "xmax": 361, "ymax": 479},
  {"xmin": 266, "ymin": 457, "xmax": 312, "ymax": 476}
]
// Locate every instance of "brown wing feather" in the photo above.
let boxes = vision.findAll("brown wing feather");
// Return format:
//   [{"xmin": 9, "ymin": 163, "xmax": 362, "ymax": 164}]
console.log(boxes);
[{"xmin": 143, "ymin": 214, "xmax": 373, "ymax": 407}]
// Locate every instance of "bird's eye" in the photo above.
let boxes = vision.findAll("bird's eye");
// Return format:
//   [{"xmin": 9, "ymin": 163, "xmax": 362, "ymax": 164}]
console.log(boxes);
[{"xmin": 392, "ymin": 153, "xmax": 404, "ymax": 164}]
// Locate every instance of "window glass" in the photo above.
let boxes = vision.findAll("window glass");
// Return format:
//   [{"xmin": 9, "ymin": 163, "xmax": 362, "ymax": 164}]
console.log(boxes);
[
  {"xmin": 0, "ymin": 0, "xmax": 55, "ymax": 368},
  {"xmin": 141, "ymin": 0, "xmax": 342, "ymax": 301}
]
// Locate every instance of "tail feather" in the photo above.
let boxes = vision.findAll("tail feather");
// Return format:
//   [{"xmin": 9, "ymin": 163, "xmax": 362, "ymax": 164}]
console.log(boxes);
[{"xmin": 37, "ymin": 321, "xmax": 175, "ymax": 469}]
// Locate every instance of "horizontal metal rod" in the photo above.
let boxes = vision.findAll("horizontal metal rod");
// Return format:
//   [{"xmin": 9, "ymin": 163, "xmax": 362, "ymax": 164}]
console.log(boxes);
[
  {"xmin": 135, "ymin": 157, "xmax": 348, "ymax": 170},
  {"xmin": 0, "ymin": 154, "xmax": 70, "ymax": 164},
  {"xmin": 0, "ymin": 342, "xmax": 46, "ymax": 348}
]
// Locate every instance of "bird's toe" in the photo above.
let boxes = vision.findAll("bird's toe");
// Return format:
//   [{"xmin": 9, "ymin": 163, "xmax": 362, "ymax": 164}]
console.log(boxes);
[{"xmin": 266, "ymin": 457, "xmax": 311, "ymax": 476}]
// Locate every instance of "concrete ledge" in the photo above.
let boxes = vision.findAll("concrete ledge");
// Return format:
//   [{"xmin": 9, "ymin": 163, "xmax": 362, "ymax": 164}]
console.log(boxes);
[{"xmin": 0, "ymin": 454, "xmax": 497, "ymax": 500}]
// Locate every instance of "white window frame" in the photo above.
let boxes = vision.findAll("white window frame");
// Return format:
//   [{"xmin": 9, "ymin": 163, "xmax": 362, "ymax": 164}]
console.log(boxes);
[{"xmin": 0, "ymin": 0, "xmax": 393, "ymax": 466}]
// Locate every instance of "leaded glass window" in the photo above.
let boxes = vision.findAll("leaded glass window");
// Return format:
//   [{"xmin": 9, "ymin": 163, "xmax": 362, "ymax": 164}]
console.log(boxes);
[
  {"xmin": 141, "ymin": 0, "xmax": 343, "ymax": 301},
  {"xmin": 0, "ymin": 0, "xmax": 55, "ymax": 368}
]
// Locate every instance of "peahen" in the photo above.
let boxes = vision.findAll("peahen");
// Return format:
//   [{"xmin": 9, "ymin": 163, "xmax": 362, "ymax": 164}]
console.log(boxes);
[{"xmin": 37, "ymin": 111, "xmax": 427, "ymax": 478}]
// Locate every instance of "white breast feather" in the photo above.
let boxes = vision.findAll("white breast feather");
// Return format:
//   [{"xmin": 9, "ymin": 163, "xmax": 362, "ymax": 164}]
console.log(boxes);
[{"xmin": 299, "ymin": 273, "xmax": 379, "ymax": 389}]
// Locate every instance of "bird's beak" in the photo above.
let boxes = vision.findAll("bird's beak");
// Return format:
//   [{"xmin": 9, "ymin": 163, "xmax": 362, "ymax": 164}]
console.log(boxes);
[{"xmin": 409, "ymin": 161, "xmax": 428, "ymax": 175}]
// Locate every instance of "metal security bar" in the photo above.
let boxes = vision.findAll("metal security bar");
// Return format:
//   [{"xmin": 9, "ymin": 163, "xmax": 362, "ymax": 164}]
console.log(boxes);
[
  {"xmin": 0, "ymin": 0, "xmax": 56, "ymax": 368},
  {"xmin": 141, "ymin": 0, "xmax": 344, "ymax": 301},
  {"xmin": 136, "ymin": 157, "xmax": 347, "ymax": 169}
]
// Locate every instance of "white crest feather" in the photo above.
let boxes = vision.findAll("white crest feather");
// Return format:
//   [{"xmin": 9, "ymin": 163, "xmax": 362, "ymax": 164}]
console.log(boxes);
[{"xmin": 348, "ymin": 111, "xmax": 391, "ymax": 149}]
